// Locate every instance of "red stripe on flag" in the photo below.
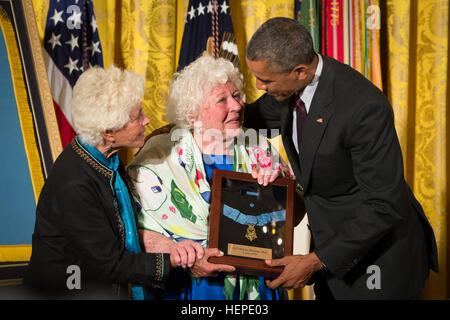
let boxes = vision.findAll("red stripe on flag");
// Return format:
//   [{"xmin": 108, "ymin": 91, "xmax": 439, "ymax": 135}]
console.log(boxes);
[{"xmin": 53, "ymin": 100, "xmax": 76, "ymax": 148}]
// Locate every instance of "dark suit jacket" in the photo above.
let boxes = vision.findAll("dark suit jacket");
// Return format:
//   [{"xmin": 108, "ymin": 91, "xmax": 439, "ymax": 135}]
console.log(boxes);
[
  {"xmin": 23, "ymin": 138, "xmax": 170, "ymax": 299},
  {"xmin": 244, "ymin": 55, "xmax": 438, "ymax": 299}
]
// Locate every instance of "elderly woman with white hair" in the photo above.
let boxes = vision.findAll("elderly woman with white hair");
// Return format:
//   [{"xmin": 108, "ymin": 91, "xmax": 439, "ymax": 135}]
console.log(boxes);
[
  {"xmin": 127, "ymin": 56, "xmax": 293, "ymax": 300},
  {"xmin": 23, "ymin": 66, "xmax": 182, "ymax": 299}
]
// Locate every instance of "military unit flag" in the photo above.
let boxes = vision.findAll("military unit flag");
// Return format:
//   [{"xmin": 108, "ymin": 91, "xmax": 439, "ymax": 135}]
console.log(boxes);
[{"xmin": 296, "ymin": 0, "xmax": 382, "ymax": 90}]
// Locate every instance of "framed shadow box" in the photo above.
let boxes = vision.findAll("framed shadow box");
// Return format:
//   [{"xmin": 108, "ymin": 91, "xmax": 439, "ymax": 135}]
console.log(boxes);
[{"xmin": 208, "ymin": 169, "xmax": 295, "ymax": 278}]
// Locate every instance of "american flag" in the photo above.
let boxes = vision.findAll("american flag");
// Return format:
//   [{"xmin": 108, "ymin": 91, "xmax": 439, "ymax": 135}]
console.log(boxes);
[
  {"xmin": 178, "ymin": 0, "xmax": 239, "ymax": 71},
  {"xmin": 43, "ymin": 0, "xmax": 103, "ymax": 148}
]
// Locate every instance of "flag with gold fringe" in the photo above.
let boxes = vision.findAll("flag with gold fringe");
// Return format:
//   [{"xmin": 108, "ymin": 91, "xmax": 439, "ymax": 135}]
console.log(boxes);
[
  {"xmin": 178, "ymin": 0, "xmax": 239, "ymax": 71},
  {"xmin": 43, "ymin": 0, "xmax": 104, "ymax": 148}
]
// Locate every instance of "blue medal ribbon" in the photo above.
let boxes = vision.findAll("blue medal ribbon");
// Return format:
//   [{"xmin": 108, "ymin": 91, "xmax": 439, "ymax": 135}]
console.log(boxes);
[{"xmin": 222, "ymin": 204, "xmax": 285, "ymax": 226}]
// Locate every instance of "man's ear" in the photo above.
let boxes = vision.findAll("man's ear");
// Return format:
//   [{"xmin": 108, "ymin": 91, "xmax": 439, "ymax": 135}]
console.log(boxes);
[{"xmin": 291, "ymin": 64, "xmax": 308, "ymax": 80}]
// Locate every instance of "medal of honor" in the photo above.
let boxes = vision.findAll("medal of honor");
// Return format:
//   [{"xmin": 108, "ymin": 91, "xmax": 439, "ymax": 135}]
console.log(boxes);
[
  {"xmin": 222, "ymin": 204, "xmax": 285, "ymax": 243},
  {"xmin": 245, "ymin": 224, "xmax": 258, "ymax": 241}
]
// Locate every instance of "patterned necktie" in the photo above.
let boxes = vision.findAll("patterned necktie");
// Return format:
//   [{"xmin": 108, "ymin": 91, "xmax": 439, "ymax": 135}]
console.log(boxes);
[{"xmin": 295, "ymin": 96, "xmax": 307, "ymax": 148}]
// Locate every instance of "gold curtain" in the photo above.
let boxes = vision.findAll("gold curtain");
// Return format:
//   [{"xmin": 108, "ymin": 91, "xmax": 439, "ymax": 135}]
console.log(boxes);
[
  {"xmin": 386, "ymin": 0, "xmax": 449, "ymax": 299},
  {"xmin": 31, "ymin": 0, "xmax": 449, "ymax": 299}
]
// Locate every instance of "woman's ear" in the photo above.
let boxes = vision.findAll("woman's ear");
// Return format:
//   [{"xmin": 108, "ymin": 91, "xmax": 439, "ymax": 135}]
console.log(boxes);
[{"xmin": 102, "ymin": 130, "xmax": 115, "ymax": 144}]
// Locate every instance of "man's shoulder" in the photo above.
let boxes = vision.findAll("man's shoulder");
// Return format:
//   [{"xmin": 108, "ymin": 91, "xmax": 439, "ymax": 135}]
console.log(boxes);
[
  {"xmin": 246, "ymin": 93, "xmax": 291, "ymax": 114},
  {"xmin": 247, "ymin": 93, "xmax": 277, "ymax": 107},
  {"xmin": 244, "ymin": 94, "xmax": 289, "ymax": 130},
  {"xmin": 321, "ymin": 55, "xmax": 386, "ymax": 102}
]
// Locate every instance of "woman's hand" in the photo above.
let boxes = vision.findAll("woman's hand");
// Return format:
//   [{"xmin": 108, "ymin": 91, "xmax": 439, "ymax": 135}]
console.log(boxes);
[
  {"xmin": 189, "ymin": 248, "xmax": 235, "ymax": 278},
  {"xmin": 138, "ymin": 230, "xmax": 205, "ymax": 269},
  {"xmin": 169, "ymin": 240, "xmax": 204, "ymax": 268},
  {"xmin": 251, "ymin": 166, "xmax": 279, "ymax": 186}
]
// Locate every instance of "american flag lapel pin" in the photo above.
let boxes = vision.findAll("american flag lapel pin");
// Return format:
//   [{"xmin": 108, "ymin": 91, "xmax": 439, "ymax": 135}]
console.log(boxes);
[{"xmin": 316, "ymin": 118, "xmax": 323, "ymax": 123}]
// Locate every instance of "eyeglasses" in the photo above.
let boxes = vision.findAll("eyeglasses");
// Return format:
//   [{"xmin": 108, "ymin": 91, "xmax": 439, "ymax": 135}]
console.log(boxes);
[{"xmin": 129, "ymin": 105, "xmax": 146, "ymax": 123}]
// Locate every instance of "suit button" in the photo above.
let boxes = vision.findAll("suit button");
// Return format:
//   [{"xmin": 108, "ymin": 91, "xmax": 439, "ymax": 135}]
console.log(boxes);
[{"xmin": 296, "ymin": 183, "xmax": 304, "ymax": 192}]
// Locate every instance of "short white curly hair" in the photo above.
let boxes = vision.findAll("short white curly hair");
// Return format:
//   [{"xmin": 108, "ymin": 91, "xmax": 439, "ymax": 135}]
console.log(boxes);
[
  {"xmin": 166, "ymin": 55, "xmax": 244, "ymax": 129},
  {"xmin": 71, "ymin": 65, "xmax": 145, "ymax": 146}
]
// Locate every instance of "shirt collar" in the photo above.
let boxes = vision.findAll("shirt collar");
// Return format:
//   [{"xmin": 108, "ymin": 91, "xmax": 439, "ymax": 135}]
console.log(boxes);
[
  {"xmin": 77, "ymin": 136, "xmax": 119, "ymax": 171},
  {"xmin": 299, "ymin": 53, "xmax": 323, "ymax": 113},
  {"xmin": 312, "ymin": 53, "xmax": 323, "ymax": 83}
]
